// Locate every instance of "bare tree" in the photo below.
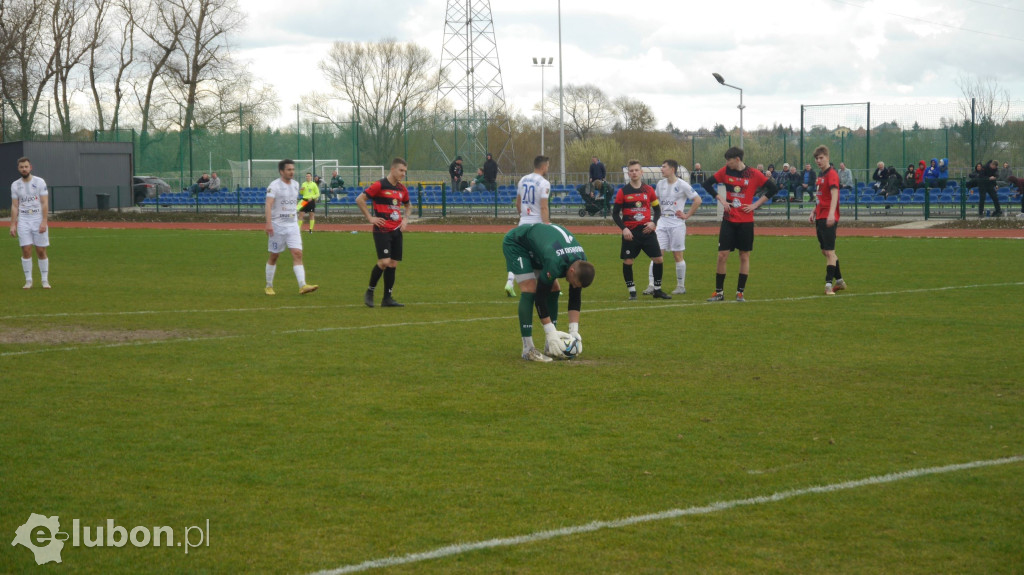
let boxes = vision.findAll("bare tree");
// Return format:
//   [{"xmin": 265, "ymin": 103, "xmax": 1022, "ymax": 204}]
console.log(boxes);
[
  {"xmin": 0, "ymin": 0, "xmax": 59, "ymax": 139},
  {"xmin": 319, "ymin": 38, "xmax": 439, "ymax": 163},
  {"xmin": 200, "ymin": 66, "xmax": 279, "ymax": 131},
  {"xmin": 613, "ymin": 96, "xmax": 656, "ymax": 132},
  {"xmin": 540, "ymin": 83, "xmax": 614, "ymax": 140},
  {"xmin": 88, "ymin": 0, "xmax": 136, "ymax": 133},
  {"xmin": 957, "ymin": 74, "xmax": 1010, "ymax": 125},
  {"xmin": 163, "ymin": 0, "xmax": 245, "ymax": 134},
  {"xmin": 50, "ymin": 0, "xmax": 97, "ymax": 137}
]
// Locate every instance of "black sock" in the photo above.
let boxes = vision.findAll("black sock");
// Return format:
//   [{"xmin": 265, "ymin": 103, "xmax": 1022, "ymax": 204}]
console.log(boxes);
[
  {"xmin": 652, "ymin": 262, "xmax": 663, "ymax": 288},
  {"xmin": 826, "ymin": 265, "xmax": 836, "ymax": 283},
  {"xmin": 623, "ymin": 263, "xmax": 635, "ymax": 291},
  {"xmin": 834, "ymin": 260, "xmax": 842, "ymax": 280},
  {"xmin": 383, "ymin": 267, "xmax": 396, "ymax": 296},
  {"xmin": 715, "ymin": 273, "xmax": 725, "ymax": 292},
  {"xmin": 737, "ymin": 273, "xmax": 748, "ymax": 293},
  {"xmin": 369, "ymin": 265, "xmax": 384, "ymax": 290}
]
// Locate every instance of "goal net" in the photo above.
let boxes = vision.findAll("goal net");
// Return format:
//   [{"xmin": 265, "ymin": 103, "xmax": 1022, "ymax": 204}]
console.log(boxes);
[{"xmin": 228, "ymin": 160, "xmax": 384, "ymax": 189}]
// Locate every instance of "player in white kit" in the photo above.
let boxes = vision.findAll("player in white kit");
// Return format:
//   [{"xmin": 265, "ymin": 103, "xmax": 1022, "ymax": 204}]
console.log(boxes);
[
  {"xmin": 643, "ymin": 159, "xmax": 702, "ymax": 295},
  {"xmin": 504, "ymin": 155, "xmax": 551, "ymax": 297},
  {"xmin": 264, "ymin": 159, "xmax": 318, "ymax": 296},
  {"xmin": 10, "ymin": 157, "xmax": 51, "ymax": 289}
]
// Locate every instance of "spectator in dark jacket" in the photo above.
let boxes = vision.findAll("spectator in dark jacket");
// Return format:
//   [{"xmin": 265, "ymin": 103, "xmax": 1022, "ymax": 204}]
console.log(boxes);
[
  {"xmin": 978, "ymin": 159, "xmax": 1002, "ymax": 216},
  {"xmin": 904, "ymin": 164, "xmax": 917, "ymax": 189},
  {"xmin": 923, "ymin": 158, "xmax": 942, "ymax": 188},
  {"xmin": 483, "ymin": 153, "xmax": 498, "ymax": 192},
  {"xmin": 797, "ymin": 163, "xmax": 815, "ymax": 201},
  {"xmin": 448, "ymin": 156, "xmax": 464, "ymax": 191},
  {"xmin": 690, "ymin": 163, "xmax": 706, "ymax": 186},
  {"xmin": 775, "ymin": 162, "xmax": 791, "ymax": 194},
  {"xmin": 938, "ymin": 158, "xmax": 949, "ymax": 184},
  {"xmin": 872, "ymin": 162, "xmax": 888, "ymax": 191},
  {"xmin": 589, "ymin": 156, "xmax": 606, "ymax": 182}
]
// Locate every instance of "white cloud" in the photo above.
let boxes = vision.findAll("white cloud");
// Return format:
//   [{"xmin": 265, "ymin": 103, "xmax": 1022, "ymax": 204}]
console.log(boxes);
[{"xmin": 230, "ymin": 0, "xmax": 1024, "ymax": 131}]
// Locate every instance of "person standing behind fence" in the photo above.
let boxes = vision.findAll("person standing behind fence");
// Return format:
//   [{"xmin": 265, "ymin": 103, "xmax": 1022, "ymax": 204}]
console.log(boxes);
[
  {"xmin": 589, "ymin": 156, "xmax": 606, "ymax": 183},
  {"xmin": 448, "ymin": 156, "xmax": 463, "ymax": 192},
  {"xmin": 978, "ymin": 159, "xmax": 1002, "ymax": 217},
  {"xmin": 483, "ymin": 152, "xmax": 499, "ymax": 192},
  {"xmin": 10, "ymin": 157, "xmax": 51, "ymax": 289}
]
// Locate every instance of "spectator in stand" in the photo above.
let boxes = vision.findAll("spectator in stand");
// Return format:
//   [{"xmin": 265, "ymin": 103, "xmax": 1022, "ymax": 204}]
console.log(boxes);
[
  {"xmin": 938, "ymin": 158, "xmax": 949, "ymax": 187},
  {"xmin": 329, "ymin": 170, "xmax": 345, "ymax": 200},
  {"xmin": 690, "ymin": 163, "xmax": 706, "ymax": 186},
  {"xmin": 448, "ymin": 156, "xmax": 464, "ymax": 192},
  {"xmin": 923, "ymin": 158, "xmax": 941, "ymax": 188},
  {"xmin": 797, "ymin": 163, "xmax": 815, "ymax": 201},
  {"xmin": 775, "ymin": 163, "xmax": 791, "ymax": 199},
  {"xmin": 978, "ymin": 159, "xmax": 1002, "ymax": 217},
  {"xmin": 756, "ymin": 163, "xmax": 765, "ymax": 174},
  {"xmin": 838, "ymin": 162, "xmax": 854, "ymax": 190},
  {"xmin": 913, "ymin": 160, "xmax": 926, "ymax": 189},
  {"xmin": 188, "ymin": 173, "xmax": 210, "ymax": 195},
  {"xmin": 470, "ymin": 168, "xmax": 487, "ymax": 192},
  {"xmin": 788, "ymin": 165, "xmax": 800, "ymax": 199},
  {"xmin": 765, "ymin": 164, "xmax": 775, "ymax": 180},
  {"xmin": 997, "ymin": 162, "xmax": 1013, "ymax": 187},
  {"xmin": 589, "ymin": 156, "xmax": 606, "ymax": 183},
  {"xmin": 872, "ymin": 161, "xmax": 888, "ymax": 191},
  {"xmin": 207, "ymin": 172, "xmax": 221, "ymax": 192},
  {"xmin": 483, "ymin": 152, "xmax": 499, "ymax": 192},
  {"xmin": 904, "ymin": 164, "xmax": 917, "ymax": 189}
]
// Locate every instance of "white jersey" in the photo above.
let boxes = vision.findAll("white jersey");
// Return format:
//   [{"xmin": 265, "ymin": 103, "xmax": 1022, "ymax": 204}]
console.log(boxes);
[
  {"xmin": 655, "ymin": 178, "xmax": 699, "ymax": 229},
  {"xmin": 11, "ymin": 176, "xmax": 48, "ymax": 217},
  {"xmin": 266, "ymin": 178, "xmax": 300, "ymax": 223},
  {"xmin": 516, "ymin": 172, "xmax": 550, "ymax": 225}
]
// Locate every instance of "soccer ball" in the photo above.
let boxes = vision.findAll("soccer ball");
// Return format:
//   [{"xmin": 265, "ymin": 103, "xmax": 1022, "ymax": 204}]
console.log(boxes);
[{"xmin": 545, "ymin": 331, "xmax": 580, "ymax": 359}]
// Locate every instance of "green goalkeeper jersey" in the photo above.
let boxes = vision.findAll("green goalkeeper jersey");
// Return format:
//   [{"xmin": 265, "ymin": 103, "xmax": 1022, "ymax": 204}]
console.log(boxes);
[{"xmin": 509, "ymin": 223, "xmax": 587, "ymax": 284}]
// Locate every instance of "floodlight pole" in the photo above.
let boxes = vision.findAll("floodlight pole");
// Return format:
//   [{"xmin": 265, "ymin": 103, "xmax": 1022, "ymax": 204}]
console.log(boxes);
[
  {"xmin": 713, "ymin": 72, "xmax": 744, "ymax": 149},
  {"xmin": 557, "ymin": 0, "xmax": 566, "ymax": 185},
  {"xmin": 532, "ymin": 57, "xmax": 553, "ymax": 155}
]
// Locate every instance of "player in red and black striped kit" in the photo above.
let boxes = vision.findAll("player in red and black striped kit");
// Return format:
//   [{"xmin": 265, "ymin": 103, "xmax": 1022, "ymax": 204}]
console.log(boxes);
[
  {"xmin": 810, "ymin": 145, "xmax": 847, "ymax": 296},
  {"xmin": 613, "ymin": 160, "xmax": 671, "ymax": 301},
  {"xmin": 356, "ymin": 157, "xmax": 411, "ymax": 307},
  {"xmin": 700, "ymin": 147, "xmax": 780, "ymax": 302}
]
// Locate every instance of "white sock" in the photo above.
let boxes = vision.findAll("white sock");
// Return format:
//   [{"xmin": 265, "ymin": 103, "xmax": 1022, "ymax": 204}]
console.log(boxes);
[
  {"xmin": 507, "ymin": 271, "xmax": 514, "ymax": 283},
  {"xmin": 676, "ymin": 260, "xmax": 686, "ymax": 288},
  {"xmin": 22, "ymin": 258, "xmax": 32, "ymax": 281},
  {"xmin": 265, "ymin": 263, "xmax": 276, "ymax": 287},
  {"xmin": 293, "ymin": 265, "xmax": 306, "ymax": 288},
  {"xmin": 522, "ymin": 336, "xmax": 534, "ymax": 352},
  {"xmin": 38, "ymin": 258, "xmax": 48, "ymax": 282},
  {"xmin": 647, "ymin": 260, "xmax": 654, "ymax": 288}
]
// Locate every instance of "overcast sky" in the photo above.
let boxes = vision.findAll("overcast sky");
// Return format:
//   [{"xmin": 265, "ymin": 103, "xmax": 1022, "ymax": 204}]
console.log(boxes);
[{"xmin": 232, "ymin": 0, "xmax": 1024, "ymax": 131}]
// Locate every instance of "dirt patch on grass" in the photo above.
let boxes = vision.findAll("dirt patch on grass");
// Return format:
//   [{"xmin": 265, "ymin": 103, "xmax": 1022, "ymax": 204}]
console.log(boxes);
[{"xmin": 0, "ymin": 326, "xmax": 191, "ymax": 345}]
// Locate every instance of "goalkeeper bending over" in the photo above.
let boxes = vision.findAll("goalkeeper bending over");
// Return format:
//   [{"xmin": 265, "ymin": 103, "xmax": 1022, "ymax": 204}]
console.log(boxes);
[{"xmin": 502, "ymin": 223, "xmax": 596, "ymax": 362}]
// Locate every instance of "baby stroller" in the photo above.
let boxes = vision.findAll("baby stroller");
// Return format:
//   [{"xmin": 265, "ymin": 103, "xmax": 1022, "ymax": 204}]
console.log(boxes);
[{"xmin": 576, "ymin": 182, "xmax": 609, "ymax": 217}]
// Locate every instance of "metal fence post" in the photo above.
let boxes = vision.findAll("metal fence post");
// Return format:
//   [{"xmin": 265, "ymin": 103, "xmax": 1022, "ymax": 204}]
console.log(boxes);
[
  {"xmin": 442, "ymin": 181, "xmax": 447, "ymax": 218},
  {"xmin": 417, "ymin": 183, "xmax": 423, "ymax": 218},
  {"xmin": 79, "ymin": 186, "xmax": 84, "ymax": 210}
]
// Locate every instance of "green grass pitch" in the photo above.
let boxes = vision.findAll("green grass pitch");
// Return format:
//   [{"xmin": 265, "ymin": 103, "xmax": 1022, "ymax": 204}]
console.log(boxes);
[{"xmin": 1, "ymin": 227, "xmax": 1022, "ymax": 574}]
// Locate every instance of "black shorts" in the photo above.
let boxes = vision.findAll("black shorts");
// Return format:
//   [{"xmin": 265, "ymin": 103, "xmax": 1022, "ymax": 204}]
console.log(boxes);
[
  {"xmin": 299, "ymin": 199, "xmax": 317, "ymax": 213},
  {"xmin": 815, "ymin": 219, "xmax": 837, "ymax": 251},
  {"xmin": 620, "ymin": 228, "xmax": 661, "ymax": 260},
  {"xmin": 718, "ymin": 221, "xmax": 755, "ymax": 252},
  {"xmin": 373, "ymin": 229, "xmax": 403, "ymax": 261}
]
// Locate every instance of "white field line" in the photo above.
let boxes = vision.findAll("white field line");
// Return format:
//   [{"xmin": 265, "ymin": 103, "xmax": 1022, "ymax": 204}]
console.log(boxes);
[
  {"xmin": 310, "ymin": 455, "xmax": 1024, "ymax": 575},
  {"xmin": 2, "ymin": 282, "xmax": 1022, "ymax": 358}
]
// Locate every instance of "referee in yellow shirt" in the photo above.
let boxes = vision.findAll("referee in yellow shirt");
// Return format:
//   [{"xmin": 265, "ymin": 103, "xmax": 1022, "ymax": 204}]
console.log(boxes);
[{"xmin": 297, "ymin": 172, "xmax": 321, "ymax": 233}]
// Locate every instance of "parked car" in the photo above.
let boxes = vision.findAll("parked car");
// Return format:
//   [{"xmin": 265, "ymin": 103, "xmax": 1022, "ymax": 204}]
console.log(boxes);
[{"xmin": 132, "ymin": 176, "xmax": 172, "ymax": 205}]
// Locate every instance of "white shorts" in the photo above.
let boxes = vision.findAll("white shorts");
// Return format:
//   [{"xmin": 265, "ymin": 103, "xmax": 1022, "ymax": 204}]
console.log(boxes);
[
  {"xmin": 268, "ymin": 220, "xmax": 302, "ymax": 253},
  {"xmin": 17, "ymin": 217, "xmax": 49, "ymax": 248},
  {"xmin": 655, "ymin": 225, "xmax": 686, "ymax": 252}
]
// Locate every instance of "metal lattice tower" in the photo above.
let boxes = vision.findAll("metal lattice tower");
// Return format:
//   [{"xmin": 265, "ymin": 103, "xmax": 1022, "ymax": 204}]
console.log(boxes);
[{"xmin": 432, "ymin": 0, "xmax": 514, "ymax": 174}]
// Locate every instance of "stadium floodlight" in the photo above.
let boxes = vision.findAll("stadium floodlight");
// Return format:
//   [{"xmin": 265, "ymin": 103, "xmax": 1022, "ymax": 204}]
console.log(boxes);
[
  {"xmin": 532, "ymin": 57, "xmax": 554, "ymax": 155},
  {"xmin": 713, "ymin": 72, "xmax": 745, "ymax": 149}
]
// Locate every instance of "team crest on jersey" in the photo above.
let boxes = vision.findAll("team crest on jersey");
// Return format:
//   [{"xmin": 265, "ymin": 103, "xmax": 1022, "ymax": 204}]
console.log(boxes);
[
  {"xmin": 734, "ymin": 186, "xmax": 741, "ymax": 193},
  {"xmin": 634, "ymin": 201, "xmax": 641, "ymax": 208},
  {"xmin": 392, "ymin": 199, "xmax": 398, "ymax": 205}
]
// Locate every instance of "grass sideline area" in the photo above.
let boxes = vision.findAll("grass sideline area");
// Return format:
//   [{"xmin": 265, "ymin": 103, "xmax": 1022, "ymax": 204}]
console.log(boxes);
[{"xmin": 1, "ymin": 228, "xmax": 1022, "ymax": 573}]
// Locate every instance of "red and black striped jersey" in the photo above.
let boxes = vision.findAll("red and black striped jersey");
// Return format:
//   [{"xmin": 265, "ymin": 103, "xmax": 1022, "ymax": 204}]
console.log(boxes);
[
  {"xmin": 363, "ymin": 178, "xmax": 409, "ymax": 232},
  {"xmin": 613, "ymin": 183, "xmax": 659, "ymax": 230},
  {"xmin": 709, "ymin": 167, "xmax": 770, "ymax": 224}
]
